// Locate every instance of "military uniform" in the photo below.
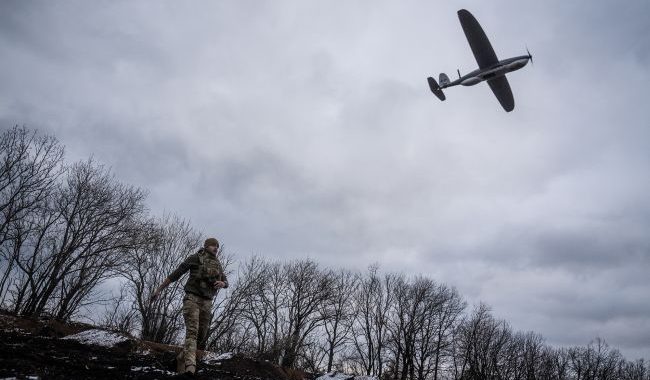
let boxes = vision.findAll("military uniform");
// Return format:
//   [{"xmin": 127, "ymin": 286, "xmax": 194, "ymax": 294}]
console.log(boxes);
[{"xmin": 168, "ymin": 247, "xmax": 228, "ymax": 372}]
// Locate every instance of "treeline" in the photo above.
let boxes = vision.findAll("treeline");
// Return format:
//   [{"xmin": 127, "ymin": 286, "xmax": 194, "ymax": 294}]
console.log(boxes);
[
  {"xmin": 1, "ymin": 126, "xmax": 649, "ymax": 380},
  {"xmin": 204, "ymin": 260, "xmax": 649, "ymax": 380}
]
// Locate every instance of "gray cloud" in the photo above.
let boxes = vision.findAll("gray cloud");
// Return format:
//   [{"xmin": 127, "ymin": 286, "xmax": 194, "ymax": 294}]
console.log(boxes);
[{"xmin": 1, "ymin": 0, "xmax": 649, "ymax": 359}]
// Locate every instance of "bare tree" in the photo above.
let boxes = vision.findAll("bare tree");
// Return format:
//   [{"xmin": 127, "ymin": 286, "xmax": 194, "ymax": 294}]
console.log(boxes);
[
  {"xmin": 228, "ymin": 256, "xmax": 283, "ymax": 358},
  {"xmin": 7, "ymin": 159, "xmax": 146, "ymax": 320},
  {"xmin": 350, "ymin": 266, "xmax": 394, "ymax": 377},
  {"xmin": 430, "ymin": 284, "xmax": 465, "ymax": 380},
  {"xmin": 100, "ymin": 285, "xmax": 136, "ymax": 335},
  {"xmin": 567, "ymin": 338, "xmax": 628, "ymax": 380},
  {"xmin": 0, "ymin": 126, "xmax": 64, "ymax": 244},
  {"xmin": 300, "ymin": 336, "xmax": 329, "ymax": 373},
  {"xmin": 620, "ymin": 359, "xmax": 647, "ymax": 380},
  {"xmin": 382, "ymin": 275, "xmax": 463, "ymax": 380},
  {"xmin": 319, "ymin": 269, "xmax": 359, "ymax": 372},
  {"xmin": 349, "ymin": 266, "xmax": 378, "ymax": 376},
  {"xmin": 281, "ymin": 259, "xmax": 332, "ymax": 368},
  {"xmin": 206, "ymin": 264, "xmax": 255, "ymax": 353},
  {"xmin": 204, "ymin": 250, "xmax": 242, "ymax": 352},
  {"xmin": 387, "ymin": 274, "xmax": 425, "ymax": 380},
  {"xmin": 452, "ymin": 303, "xmax": 513, "ymax": 379},
  {"xmin": 119, "ymin": 214, "xmax": 201, "ymax": 344},
  {"xmin": 0, "ymin": 126, "xmax": 64, "ymax": 306},
  {"xmin": 218, "ymin": 257, "xmax": 333, "ymax": 368}
]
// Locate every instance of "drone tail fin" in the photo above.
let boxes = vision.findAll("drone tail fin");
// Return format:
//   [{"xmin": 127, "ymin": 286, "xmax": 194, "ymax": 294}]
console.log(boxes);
[
  {"xmin": 427, "ymin": 77, "xmax": 446, "ymax": 101},
  {"xmin": 439, "ymin": 73, "xmax": 450, "ymax": 87}
]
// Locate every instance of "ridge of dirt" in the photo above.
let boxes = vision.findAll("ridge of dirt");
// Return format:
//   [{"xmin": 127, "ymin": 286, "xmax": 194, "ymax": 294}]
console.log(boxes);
[{"xmin": 0, "ymin": 311, "xmax": 310, "ymax": 380}]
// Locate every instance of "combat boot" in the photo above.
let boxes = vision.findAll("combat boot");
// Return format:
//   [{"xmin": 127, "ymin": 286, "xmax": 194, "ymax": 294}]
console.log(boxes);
[{"xmin": 176, "ymin": 351, "xmax": 186, "ymax": 373}]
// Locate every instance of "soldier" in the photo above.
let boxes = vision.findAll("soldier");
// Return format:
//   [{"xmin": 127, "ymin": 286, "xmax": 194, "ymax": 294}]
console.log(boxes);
[{"xmin": 151, "ymin": 237, "xmax": 228, "ymax": 375}]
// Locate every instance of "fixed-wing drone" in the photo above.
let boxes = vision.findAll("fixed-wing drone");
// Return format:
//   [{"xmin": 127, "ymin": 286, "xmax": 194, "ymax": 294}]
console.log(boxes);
[{"xmin": 428, "ymin": 9, "xmax": 532, "ymax": 112}]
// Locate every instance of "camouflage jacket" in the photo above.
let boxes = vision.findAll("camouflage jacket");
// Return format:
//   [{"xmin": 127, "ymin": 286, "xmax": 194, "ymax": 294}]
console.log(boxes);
[{"xmin": 168, "ymin": 248, "xmax": 228, "ymax": 299}]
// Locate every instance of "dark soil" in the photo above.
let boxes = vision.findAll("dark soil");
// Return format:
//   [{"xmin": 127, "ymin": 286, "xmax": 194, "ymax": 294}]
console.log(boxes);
[{"xmin": 0, "ymin": 312, "xmax": 304, "ymax": 380}]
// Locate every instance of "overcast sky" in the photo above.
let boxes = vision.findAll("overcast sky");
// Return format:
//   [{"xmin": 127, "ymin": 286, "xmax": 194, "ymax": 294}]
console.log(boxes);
[{"xmin": 1, "ymin": 0, "xmax": 649, "ymax": 359}]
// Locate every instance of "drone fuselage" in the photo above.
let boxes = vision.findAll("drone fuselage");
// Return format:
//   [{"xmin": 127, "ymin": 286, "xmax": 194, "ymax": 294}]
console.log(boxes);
[{"xmin": 443, "ymin": 55, "xmax": 530, "ymax": 88}]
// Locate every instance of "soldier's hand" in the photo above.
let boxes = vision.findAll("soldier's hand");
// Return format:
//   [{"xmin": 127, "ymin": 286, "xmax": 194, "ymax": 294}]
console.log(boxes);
[{"xmin": 213, "ymin": 281, "xmax": 225, "ymax": 289}]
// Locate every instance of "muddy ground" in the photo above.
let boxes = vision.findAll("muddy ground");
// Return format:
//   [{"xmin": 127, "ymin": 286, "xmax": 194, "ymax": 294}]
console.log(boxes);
[{"xmin": 0, "ymin": 312, "xmax": 307, "ymax": 380}]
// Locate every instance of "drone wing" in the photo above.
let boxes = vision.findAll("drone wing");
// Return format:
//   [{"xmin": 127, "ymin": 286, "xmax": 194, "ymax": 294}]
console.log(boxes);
[
  {"xmin": 458, "ymin": 9, "xmax": 499, "ymax": 69},
  {"xmin": 487, "ymin": 76, "xmax": 515, "ymax": 112}
]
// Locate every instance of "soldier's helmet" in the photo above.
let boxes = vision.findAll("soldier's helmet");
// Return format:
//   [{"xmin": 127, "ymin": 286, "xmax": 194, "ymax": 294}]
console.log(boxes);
[{"xmin": 204, "ymin": 237, "xmax": 219, "ymax": 248}]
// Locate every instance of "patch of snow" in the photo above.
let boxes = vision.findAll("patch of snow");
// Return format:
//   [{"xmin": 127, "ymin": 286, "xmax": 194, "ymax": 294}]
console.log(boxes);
[
  {"xmin": 131, "ymin": 366, "xmax": 175, "ymax": 376},
  {"xmin": 202, "ymin": 351, "xmax": 234, "ymax": 363},
  {"xmin": 62, "ymin": 329, "xmax": 129, "ymax": 347},
  {"xmin": 2, "ymin": 327, "xmax": 29, "ymax": 334},
  {"xmin": 316, "ymin": 372, "xmax": 378, "ymax": 380}
]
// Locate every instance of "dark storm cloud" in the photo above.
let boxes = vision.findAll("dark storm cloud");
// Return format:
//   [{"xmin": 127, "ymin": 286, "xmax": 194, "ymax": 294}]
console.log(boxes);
[{"xmin": 1, "ymin": 0, "xmax": 649, "ymax": 359}]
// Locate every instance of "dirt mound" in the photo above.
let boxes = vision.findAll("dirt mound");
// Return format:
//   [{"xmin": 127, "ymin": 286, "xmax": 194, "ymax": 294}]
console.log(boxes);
[
  {"xmin": 215, "ymin": 355, "xmax": 297, "ymax": 380},
  {"xmin": 0, "ymin": 310, "xmax": 94, "ymax": 337},
  {"xmin": 0, "ymin": 312, "xmax": 301, "ymax": 380}
]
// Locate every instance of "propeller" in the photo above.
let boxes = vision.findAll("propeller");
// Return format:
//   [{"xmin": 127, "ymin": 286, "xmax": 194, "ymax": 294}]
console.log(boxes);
[{"xmin": 526, "ymin": 45, "xmax": 533, "ymax": 65}]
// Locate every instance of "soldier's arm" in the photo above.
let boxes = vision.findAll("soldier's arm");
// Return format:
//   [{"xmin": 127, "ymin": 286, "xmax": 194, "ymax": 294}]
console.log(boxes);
[
  {"xmin": 167, "ymin": 254, "xmax": 195, "ymax": 283},
  {"xmin": 151, "ymin": 255, "xmax": 194, "ymax": 300},
  {"xmin": 221, "ymin": 267, "xmax": 229, "ymax": 289},
  {"xmin": 216, "ymin": 259, "xmax": 229, "ymax": 289}
]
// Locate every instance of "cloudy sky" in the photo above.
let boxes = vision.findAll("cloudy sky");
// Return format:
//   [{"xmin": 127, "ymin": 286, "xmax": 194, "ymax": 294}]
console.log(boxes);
[{"xmin": 1, "ymin": 0, "xmax": 649, "ymax": 359}]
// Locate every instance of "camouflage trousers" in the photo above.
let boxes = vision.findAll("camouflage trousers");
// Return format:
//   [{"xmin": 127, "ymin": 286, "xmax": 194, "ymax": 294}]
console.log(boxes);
[{"xmin": 179, "ymin": 292, "xmax": 212, "ymax": 372}]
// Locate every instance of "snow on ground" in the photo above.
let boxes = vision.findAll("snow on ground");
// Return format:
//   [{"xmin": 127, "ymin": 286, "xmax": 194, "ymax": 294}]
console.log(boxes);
[
  {"xmin": 1, "ymin": 327, "xmax": 30, "ymax": 335},
  {"xmin": 315, "ymin": 371, "xmax": 379, "ymax": 380},
  {"xmin": 130, "ymin": 366, "xmax": 176, "ymax": 376},
  {"xmin": 131, "ymin": 367, "xmax": 176, "ymax": 376},
  {"xmin": 202, "ymin": 351, "xmax": 234, "ymax": 364},
  {"xmin": 62, "ymin": 329, "xmax": 129, "ymax": 347}
]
